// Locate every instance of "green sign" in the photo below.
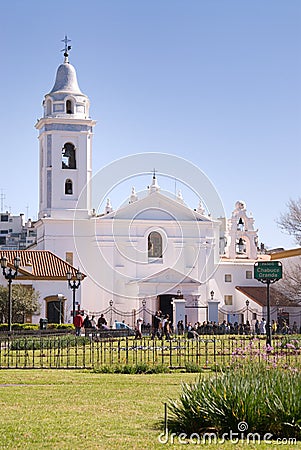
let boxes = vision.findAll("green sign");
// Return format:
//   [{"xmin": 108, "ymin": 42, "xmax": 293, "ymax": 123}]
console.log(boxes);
[{"xmin": 254, "ymin": 261, "xmax": 282, "ymax": 280}]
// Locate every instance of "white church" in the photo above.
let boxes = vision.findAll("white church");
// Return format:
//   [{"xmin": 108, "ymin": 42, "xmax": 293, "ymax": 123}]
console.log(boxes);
[{"xmin": 1, "ymin": 41, "xmax": 299, "ymax": 329}]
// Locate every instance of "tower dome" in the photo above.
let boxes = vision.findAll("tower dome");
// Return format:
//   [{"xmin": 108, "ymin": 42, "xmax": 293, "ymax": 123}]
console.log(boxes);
[
  {"xmin": 42, "ymin": 37, "xmax": 89, "ymax": 119},
  {"xmin": 49, "ymin": 62, "xmax": 83, "ymax": 95}
]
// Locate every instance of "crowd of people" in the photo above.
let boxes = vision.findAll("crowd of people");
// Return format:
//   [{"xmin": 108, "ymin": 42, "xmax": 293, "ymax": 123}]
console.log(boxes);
[
  {"xmin": 185, "ymin": 318, "xmax": 301, "ymax": 338},
  {"xmin": 73, "ymin": 312, "xmax": 108, "ymax": 336},
  {"xmin": 73, "ymin": 309, "xmax": 300, "ymax": 338},
  {"xmin": 151, "ymin": 310, "xmax": 172, "ymax": 340}
]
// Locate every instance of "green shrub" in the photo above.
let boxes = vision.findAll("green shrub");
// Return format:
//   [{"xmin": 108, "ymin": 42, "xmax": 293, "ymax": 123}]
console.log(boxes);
[
  {"xmin": 93, "ymin": 363, "xmax": 170, "ymax": 374},
  {"xmin": 0, "ymin": 323, "xmax": 39, "ymax": 331},
  {"xmin": 18, "ymin": 324, "xmax": 39, "ymax": 330},
  {"xmin": 148, "ymin": 363, "xmax": 170, "ymax": 374},
  {"xmin": 93, "ymin": 365, "xmax": 115, "ymax": 374},
  {"xmin": 56, "ymin": 323, "xmax": 75, "ymax": 330},
  {"xmin": 46, "ymin": 323, "xmax": 75, "ymax": 330},
  {"xmin": 9, "ymin": 335, "xmax": 90, "ymax": 350},
  {"xmin": 168, "ymin": 363, "xmax": 301, "ymax": 440},
  {"xmin": 184, "ymin": 362, "xmax": 205, "ymax": 373}
]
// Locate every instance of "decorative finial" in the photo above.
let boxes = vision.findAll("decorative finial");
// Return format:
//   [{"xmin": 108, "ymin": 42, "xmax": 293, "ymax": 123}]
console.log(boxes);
[
  {"xmin": 105, "ymin": 198, "xmax": 113, "ymax": 214},
  {"xmin": 177, "ymin": 190, "xmax": 184, "ymax": 203},
  {"xmin": 149, "ymin": 170, "xmax": 160, "ymax": 193},
  {"xmin": 61, "ymin": 35, "xmax": 72, "ymax": 63},
  {"xmin": 197, "ymin": 200, "xmax": 205, "ymax": 215},
  {"xmin": 129, "ymin": 187, "xmax": 138, "ymax": 203}
]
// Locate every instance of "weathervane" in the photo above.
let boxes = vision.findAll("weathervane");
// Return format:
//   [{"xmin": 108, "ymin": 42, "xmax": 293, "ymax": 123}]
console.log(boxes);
[{"xmin": 61, "ymin": 35, "xmax": 71, "ymax": 61}]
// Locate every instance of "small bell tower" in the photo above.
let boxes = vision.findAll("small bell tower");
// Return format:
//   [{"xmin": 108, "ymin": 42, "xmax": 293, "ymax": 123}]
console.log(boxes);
[
  {"xmin": 225, "ymin": 201, "xmax": 258, "ymax": 259},
  {"xmin": 36, "ymin": 36, "xmax": 96, "ymax": 219}
]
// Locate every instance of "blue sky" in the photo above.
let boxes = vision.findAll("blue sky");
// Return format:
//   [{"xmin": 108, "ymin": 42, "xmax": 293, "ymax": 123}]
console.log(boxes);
[{"xmin": 0, "ymin": 0, "xmax": 300, "ymax": 249}]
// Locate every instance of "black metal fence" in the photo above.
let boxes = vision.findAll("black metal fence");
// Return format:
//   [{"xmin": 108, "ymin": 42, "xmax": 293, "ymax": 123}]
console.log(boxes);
[{"xmin": 0, "ymin": 333, "xmax": 300, "ymax": 370}]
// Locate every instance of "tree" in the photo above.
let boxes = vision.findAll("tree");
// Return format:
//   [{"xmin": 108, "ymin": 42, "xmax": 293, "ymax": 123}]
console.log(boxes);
[
  {"xmin": 278, "ymin": 197, "xmax": 301, "ymax": 245},
  {"xmin": 276, "ymin": 198, "xmax": 301, "ymax": 304},
  {"xmin": 276, "ymin": 259, "xmax": 301, "ymax": 305},
  {"xmin": 0, "ymin": 284, "xmax": 40, "ymax": 324}
]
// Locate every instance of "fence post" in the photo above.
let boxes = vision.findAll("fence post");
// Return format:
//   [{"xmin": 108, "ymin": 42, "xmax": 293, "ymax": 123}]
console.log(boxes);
[{"xmin": 126, "ymin": 336, "xmax": 129, "ymax": 364}]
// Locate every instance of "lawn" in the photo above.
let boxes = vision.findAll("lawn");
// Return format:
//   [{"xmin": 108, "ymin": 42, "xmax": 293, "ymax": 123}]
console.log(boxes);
[{"xmin": 0, "ymin": 370, "xmax": 300, "ymax": 449}]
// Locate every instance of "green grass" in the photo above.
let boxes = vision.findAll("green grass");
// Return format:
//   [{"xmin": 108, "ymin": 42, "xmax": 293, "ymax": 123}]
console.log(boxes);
[{"xmin": 0, "ymin": 370, "xmax": 300, "ymax": 449}]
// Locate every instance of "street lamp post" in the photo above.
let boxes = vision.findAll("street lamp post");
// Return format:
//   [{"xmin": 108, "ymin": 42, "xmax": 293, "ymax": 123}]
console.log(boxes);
[
  {"xmin": 1, "ymin": 255, "xmax": 21, "ymax": 332},
  {"xmin": 142, "ymin": 298, "xmax": 146, "ymax": 324},
  {"xmin": 276, "ymin": 299, "xmax": 279, "ymax": 321},
  {"xmin": 57, "ymin": 294, "xmax": 64, "ymax": 325},
  {"xmin": 109, "ymin": 300, "xmax": 113, "ymax": 328},
  {"xmin": 67, "ymin": 269, "xmax": 82, "ymax": 323},
  {"xmin": 245, "ymin": 299, "xmax": 250, "ymax": 323}
]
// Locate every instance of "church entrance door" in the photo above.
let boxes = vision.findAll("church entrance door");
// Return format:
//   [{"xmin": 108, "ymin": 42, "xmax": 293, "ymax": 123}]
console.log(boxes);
[
  {"xmin": 47, "ymin": 300, "xmax": 64, "ymax": 324},
  {"xmin": 158, "ymin": 295, "xmax": 173, "ymax": 323}
]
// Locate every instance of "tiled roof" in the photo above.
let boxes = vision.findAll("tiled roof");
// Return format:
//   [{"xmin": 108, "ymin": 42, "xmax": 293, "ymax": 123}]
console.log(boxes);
[
  {"xmin": 236, "ymin": 286, "xmax": 300, "ymax": 308},
  {"xmin": 270, "ymin": 248, "xmax": 301, "ymax": 260},
  {"xmin": 0, "ymin": 250, "xmax": 85, "ymax": 281}
]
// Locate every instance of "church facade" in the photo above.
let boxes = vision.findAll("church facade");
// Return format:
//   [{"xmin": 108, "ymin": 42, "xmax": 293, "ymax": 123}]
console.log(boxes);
[{"xmin": 25, "ymin": 44, "xmax": 293, "ymax": 328}]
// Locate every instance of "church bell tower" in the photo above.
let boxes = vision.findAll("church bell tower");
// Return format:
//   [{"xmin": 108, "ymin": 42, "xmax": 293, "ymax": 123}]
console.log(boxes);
[
  {"xmin": 36, "ymin": 37, "xmax": 96, "ymax": 220},
  {"xmin": 224, "ymin": 201, "xmax": 258, "ymax": 260}
]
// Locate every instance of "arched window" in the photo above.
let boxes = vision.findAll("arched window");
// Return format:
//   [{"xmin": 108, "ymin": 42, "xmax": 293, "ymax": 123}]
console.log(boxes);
[
  {"xmin": 237, "ymin": 217, "xmax": 245, "ymax": 231},
  {"xmin": 66, "ymin": 99, "xmax": 73, "ymax": 114},
  {"xmin": 236, "ymin": 237, "xmax": 246, "ymax": 254},
  {"xmin": 148, "ymin": 231, "xmax": 163, "ymax": 258},
  {"xmin": 65, "ymin": 179, "xmax": 73, "ymax": 195},
  {"xmin": 62, "ymin": 143, "xmax": 76, "ymax": 169}
]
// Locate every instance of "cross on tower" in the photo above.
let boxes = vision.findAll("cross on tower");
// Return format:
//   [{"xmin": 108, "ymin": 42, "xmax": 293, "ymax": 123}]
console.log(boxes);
[{"xmin": 61, "ymin": 35, "xmax": 72, "ymax": 59}]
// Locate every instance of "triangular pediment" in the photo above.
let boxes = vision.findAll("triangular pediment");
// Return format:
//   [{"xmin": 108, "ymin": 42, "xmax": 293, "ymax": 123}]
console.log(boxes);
[
  {"xmin": 130, "ymin": 267, "xmax": 201, "ymax": 285},
  {"xmin": 99, "ymin": 191, "xmax": 215, "ymax": 223}
]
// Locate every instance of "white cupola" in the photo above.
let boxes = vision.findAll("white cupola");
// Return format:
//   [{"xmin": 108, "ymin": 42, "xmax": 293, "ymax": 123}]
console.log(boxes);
[{"xmin": 43, "ymin": 42, "xmax": 90, "ymax": 120}]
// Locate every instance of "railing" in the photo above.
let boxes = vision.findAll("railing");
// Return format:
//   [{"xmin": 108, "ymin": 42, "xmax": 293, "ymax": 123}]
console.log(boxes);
[{"xmin": 0, "ymin": 334, "xmax": 300, "ymax": 370}]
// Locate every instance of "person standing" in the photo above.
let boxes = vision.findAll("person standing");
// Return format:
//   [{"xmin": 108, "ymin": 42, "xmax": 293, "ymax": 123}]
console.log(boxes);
[
  {"xmin": 152, "ymin": 310, "xmax": 162, "ymax": 339},
  {"xmin": 97, "ymin": 314, "xmax": 107, "ymax": 329},
  {"xmin": 90, "ymin": 315, "xmax": 97, "ymax": 330},
  {"xmin": 74, "ymin": 311, "xmax": 84, "ymax": 336},
  {"xmin": 135, "ymin": 317, "xmax": 143, "ymax": 339},
  {"xmin": 259, "ymin": 318, "xmax": 266, "ymax": 335},
  {"xmin": 177, "ymin": 320, "xmax": 184, "ymax": 335},
  {"xmin": 83, "ymin": 315, "xmax": 92, "ymax": 329},
  {"xmin": 272, "ymin": 320, "xmax": 278, "ymax": 335},
  {"xmin": 162, "ymin": 314, "xmax": 171, "ymax": 340}
]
